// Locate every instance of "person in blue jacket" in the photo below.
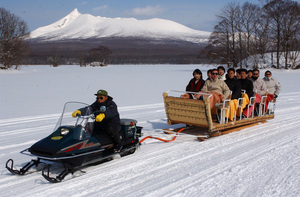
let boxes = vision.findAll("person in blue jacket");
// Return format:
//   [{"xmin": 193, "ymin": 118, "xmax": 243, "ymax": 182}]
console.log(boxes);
[{"xmin": 72, "ymin": 89, "xmax": 122, "ymax": 152}]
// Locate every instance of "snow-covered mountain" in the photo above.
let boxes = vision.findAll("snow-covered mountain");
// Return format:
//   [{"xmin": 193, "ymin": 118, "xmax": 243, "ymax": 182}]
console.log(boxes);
[{"xmin": 30, "ymin": 9, "xmax": 211, "ymax": 43}]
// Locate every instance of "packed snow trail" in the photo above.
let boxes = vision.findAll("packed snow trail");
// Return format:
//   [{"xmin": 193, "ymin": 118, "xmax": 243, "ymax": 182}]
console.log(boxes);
[
  {"xmin": 1, "ymin": 65, "xmax": 299, "ymax": 196},
  {"xmin": 1, "ymin": 93, "xmax": 300, "ymax": 197}
]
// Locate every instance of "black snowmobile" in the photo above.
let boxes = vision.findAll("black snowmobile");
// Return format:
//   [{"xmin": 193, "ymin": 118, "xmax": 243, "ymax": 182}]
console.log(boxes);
[{"xmin": 6, "ymin": 102, "xmax": 142, "ymax": 183}]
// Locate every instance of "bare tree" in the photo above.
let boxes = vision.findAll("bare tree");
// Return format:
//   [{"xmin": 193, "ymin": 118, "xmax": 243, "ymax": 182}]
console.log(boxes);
[
  {"xmin": 88, "ymin": 46, "xmax": 112, "ymax": 66},
  {"xmin": 207, "ymin": 0, "xmax": 299, "ymax": 69},
  {"xmin": 264, "ymin": 0, "xmax": 300, "ymax": 68},
  {"xmin": 253, "ymin": 9, "xmax": 270, "ymax": 65},
  {"xmin": 47, "ymin": 48, "xmax": 60, "ymax": 67},
  {"xmin": 289, "ymin": 32, "xmax": 300, "ymax": 69},
  {"xmin": 240, "ymin": 2, "xmax": 262, "ymax": 67},
  {"xmin": 207, "ymin": 3, "xmax": 240, "ymax": 67},
  {"xmin": 281, "ymin": 1, "xmax": 300, "ymax": 69},
  {"xmin": 0, "ymin": 8, "xmax": 30, "ymax": 69},
  {"xmin": 209, "ymin": 2, "xmax": 265, "ymax": 68},
  {"xmin": 208, "ymin": 21, "xmax": 231, "ymax": 65}
]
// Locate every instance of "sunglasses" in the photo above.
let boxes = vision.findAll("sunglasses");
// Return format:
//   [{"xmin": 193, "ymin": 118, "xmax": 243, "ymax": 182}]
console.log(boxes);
[
  {"xmin": 265, "ymin": 73, "xmax": 271, "ymax": 76},
  {"xmin": 253, "ymin": 73, "xmax": 259, "ymax": 76},
  {"xmin": 97, "ymin": 96, "xmax": 104, "ymax": 100},
  {"xmin": 212, "ymin": 73, "xmax": 219, "ymax": 75}
]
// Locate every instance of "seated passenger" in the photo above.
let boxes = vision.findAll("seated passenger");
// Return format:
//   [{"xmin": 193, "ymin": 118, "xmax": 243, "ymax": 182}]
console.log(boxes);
[
  {"xmin": 181, "ymin": 69, "xmax": 205, "ymax": 99},
  {"xmin": 239, "ymin": 69, "xmax": 254, "ymax": 117},
  {"xmin": 247, "ymin": 70, "xmax": 253, "ymax": 81},
  {"xmin": 236, "ymin": 69, "xmax": 242, "ymax": 79},
  {"xmin": 251, "ymin": 68, "xmax": 267, "ymax": 114},
  {"xmin": 252, "ymin": 68, "xmax": 267, "ymax": 98},
  {"xmin": 218, "ymin": 66, "xmax": 226, "ymax": 81},
  {"xmin": 225, "ymin": 68, "xmax": 241, "ymax": 100},
  {"xmin": 239, "ymin": 69, "xmax": 254, "ymax": 98},
  {"xmin": 206, "ymin": 69, "xmax": 212, "ymax": 81},
  {"xmin": 196, "ymin": 69, "xmax": 230, "ymax": 109},
  {"xmin": 263, "ymin": 70, "xmax": 282, "ymax": 111},
  {"xmin": 225, "ymin": 68, "xmax": 242, "ymax": 121}
]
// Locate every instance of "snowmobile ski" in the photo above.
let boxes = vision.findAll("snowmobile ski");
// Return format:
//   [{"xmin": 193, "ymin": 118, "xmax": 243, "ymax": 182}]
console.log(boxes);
[{"xmin": 6, "ymin": 158, "xmax": 42, "ymax": 175}]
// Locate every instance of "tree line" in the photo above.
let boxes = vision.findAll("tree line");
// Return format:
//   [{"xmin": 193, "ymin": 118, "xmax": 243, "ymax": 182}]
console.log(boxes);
[
  {"xmin": 205, "ymin": 0, "xmax": 300, "ymax": 69},
  {"xmin": 1, "ymin": 0, "xmax": 300, "ymax": 69}
]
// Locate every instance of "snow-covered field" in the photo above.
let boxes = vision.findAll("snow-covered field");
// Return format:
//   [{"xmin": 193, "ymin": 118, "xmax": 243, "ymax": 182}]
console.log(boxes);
[{"xmin": 0, "ymin": 65, "xmax": 299, "ymax": 197}]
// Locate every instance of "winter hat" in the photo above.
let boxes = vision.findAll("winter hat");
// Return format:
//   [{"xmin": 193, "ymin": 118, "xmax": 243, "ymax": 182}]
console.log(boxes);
[{"xmin": 94, "ymin": 89, "xmax": 108, "ymax": 96}]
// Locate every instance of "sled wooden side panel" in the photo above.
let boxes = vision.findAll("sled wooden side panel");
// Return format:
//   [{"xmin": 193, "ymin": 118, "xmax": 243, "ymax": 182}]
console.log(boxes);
[{"xmin": 163, "ymin": 93, "xmax": 211, "ymax": 128}]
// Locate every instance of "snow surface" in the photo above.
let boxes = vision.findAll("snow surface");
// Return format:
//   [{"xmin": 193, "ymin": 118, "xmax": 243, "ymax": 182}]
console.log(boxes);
[
  {"xmin": 1, "ymin": 64, "xmax": 300, "ymax": 197},
  {"xmin": 30, "ymin": 9, "xmax": 210, "ymax": 43}
]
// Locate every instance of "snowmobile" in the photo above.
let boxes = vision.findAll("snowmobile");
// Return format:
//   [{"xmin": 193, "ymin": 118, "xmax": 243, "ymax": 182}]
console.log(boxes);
[{"xmin": 6, "ymin": 102, "xmax": 142, "ymax": 183}]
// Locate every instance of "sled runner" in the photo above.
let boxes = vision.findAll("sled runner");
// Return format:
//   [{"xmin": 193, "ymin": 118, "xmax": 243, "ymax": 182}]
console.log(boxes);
[
  {"xmin": 6, "ymin": 102, "xmax": 143, "ymax": 183},
  {"xmin": 163, "ymin": 90, "xmax": 275, "ymax": 139}
]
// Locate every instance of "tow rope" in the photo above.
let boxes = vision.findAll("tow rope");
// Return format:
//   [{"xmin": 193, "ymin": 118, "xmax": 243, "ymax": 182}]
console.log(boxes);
[{"xmin": 139, "ymin": 128, "xmax": 185, "ymax": 143}]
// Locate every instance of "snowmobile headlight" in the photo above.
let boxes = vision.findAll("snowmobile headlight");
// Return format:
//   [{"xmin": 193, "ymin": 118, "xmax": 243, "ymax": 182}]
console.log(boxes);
[{"xmin": 60, "ymin": 128, "xmax": 70, "ymax": 135}]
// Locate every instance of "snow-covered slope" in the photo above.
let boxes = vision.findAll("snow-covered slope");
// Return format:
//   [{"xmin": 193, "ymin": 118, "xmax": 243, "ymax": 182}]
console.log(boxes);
[{"xmin": 30, "ymin": 9, "xmax": 210, "ymax": 43}]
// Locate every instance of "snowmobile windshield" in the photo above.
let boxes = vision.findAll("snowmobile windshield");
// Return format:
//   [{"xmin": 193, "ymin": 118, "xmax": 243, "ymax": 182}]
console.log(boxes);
[{"xmin": 53, "ymin": 102, "xmax": 93, "ymax": 132}]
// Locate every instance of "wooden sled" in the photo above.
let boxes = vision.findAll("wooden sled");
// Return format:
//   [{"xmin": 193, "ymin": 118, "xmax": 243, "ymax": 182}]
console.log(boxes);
[{"xmin": 163, "ymin": 91, "xmax": 274, "ymax": 140}]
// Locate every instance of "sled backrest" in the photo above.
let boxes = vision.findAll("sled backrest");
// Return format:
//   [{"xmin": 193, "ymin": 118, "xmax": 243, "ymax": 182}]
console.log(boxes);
[{"xmin": 163, "ymin": 92, "xmax": 213, "ymax": 131}]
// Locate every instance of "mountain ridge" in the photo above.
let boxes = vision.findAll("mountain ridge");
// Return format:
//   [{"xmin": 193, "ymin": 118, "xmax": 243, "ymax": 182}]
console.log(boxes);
[{"xmin": 30, "ymin": 9, "xmax": 211, "ymax": 43}]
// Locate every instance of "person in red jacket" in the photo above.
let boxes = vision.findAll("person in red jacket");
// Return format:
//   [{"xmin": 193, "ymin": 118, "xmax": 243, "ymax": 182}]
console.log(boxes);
[{"xmin": 181, "ymin": 69, "xmax": 205, "ymax": 99}]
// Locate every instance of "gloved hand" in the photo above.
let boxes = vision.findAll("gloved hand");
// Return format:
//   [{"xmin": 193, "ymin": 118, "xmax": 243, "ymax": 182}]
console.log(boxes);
[
  {"xmin": 72, "ymin": 110, "xmax": 81, "ymax": 118},
  {"xmin": 274, "ymin": 94, "xmax": 278, "ymax": 99},
  {"xmin": 95, "ymin": 113, "xmax": 105, "ymax": 122}
]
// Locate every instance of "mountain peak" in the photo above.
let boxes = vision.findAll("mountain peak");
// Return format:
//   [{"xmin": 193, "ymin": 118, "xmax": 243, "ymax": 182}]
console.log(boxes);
[
  {"xmin": 69, "ymin": 8, "xmax": 80, "ymax": 16},
  {"xmin": 30, "ymin": 9, "xmax": 210, "ymax": 43},
  {"xmin": 54, "ymin": 8, "xmax": 81, "ymax": 29}
]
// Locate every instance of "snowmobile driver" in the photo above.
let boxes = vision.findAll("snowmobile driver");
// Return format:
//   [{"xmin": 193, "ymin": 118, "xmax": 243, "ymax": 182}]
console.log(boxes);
[{"xmin": 72, "ymin": 89, "xmax": 122, "ymax": 152}]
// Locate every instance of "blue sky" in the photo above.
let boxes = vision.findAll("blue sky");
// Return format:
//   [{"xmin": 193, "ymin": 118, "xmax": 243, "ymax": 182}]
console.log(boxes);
[{"xmin": 1, "ymin": 0, "xmax": 260, "ymax": 32}]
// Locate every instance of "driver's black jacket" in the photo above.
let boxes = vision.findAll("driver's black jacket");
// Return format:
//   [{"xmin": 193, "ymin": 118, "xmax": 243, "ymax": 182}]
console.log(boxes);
[{"xmin": 80, "ymin": 96, "xmax": 120, "ymax": 130}]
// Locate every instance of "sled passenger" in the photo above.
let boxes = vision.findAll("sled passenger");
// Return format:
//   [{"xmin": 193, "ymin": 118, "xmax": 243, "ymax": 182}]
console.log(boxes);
[
  {"xmin": 252, "ymin": 69, "xmax": 267, "ymax": 97},
  {"xmin": 263, "ymin": 70, "xmax": 281, "ymax": 111},
  {"xmin": 239, "ymin": 69, "xmax": 254, "ymax": 98},
  {"xmin": 251, "ymin": 69, "xmax": 267, "ymax": 115},
  {"xmin": 181, "ymin": 69, "xmax": 205, "ymax": 99},
  {"xmin": 196, "ymin": 69, "xmax": 230, "ymax": 109},
  {"xmin": 72, "ymin": 89, "xmax": 122, "ymax": 152},
  {"xmin": 225, "ymin": 68, "xmax": 241, "ymax": 100},
  {"xmin": 239, "ymin": 69, "xmax": 254, "ymax": 117},
  {"xmin": 206, "ymin": 69, "xmax": 212, "ymax": 81},
  {"xmin": 217, "ymin": 66, "xmax": 226, "ymax": 81},
  {"xmin": 225, "ymin": 68, "xmax": 242, "ymax": 121},
  {"xmin": 236, "ymin": 69, "xmax": 242, "ymax": 79},
  {"xmin": 247, "ymin": 70, "xmax": 253, "ymax": 81}
]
